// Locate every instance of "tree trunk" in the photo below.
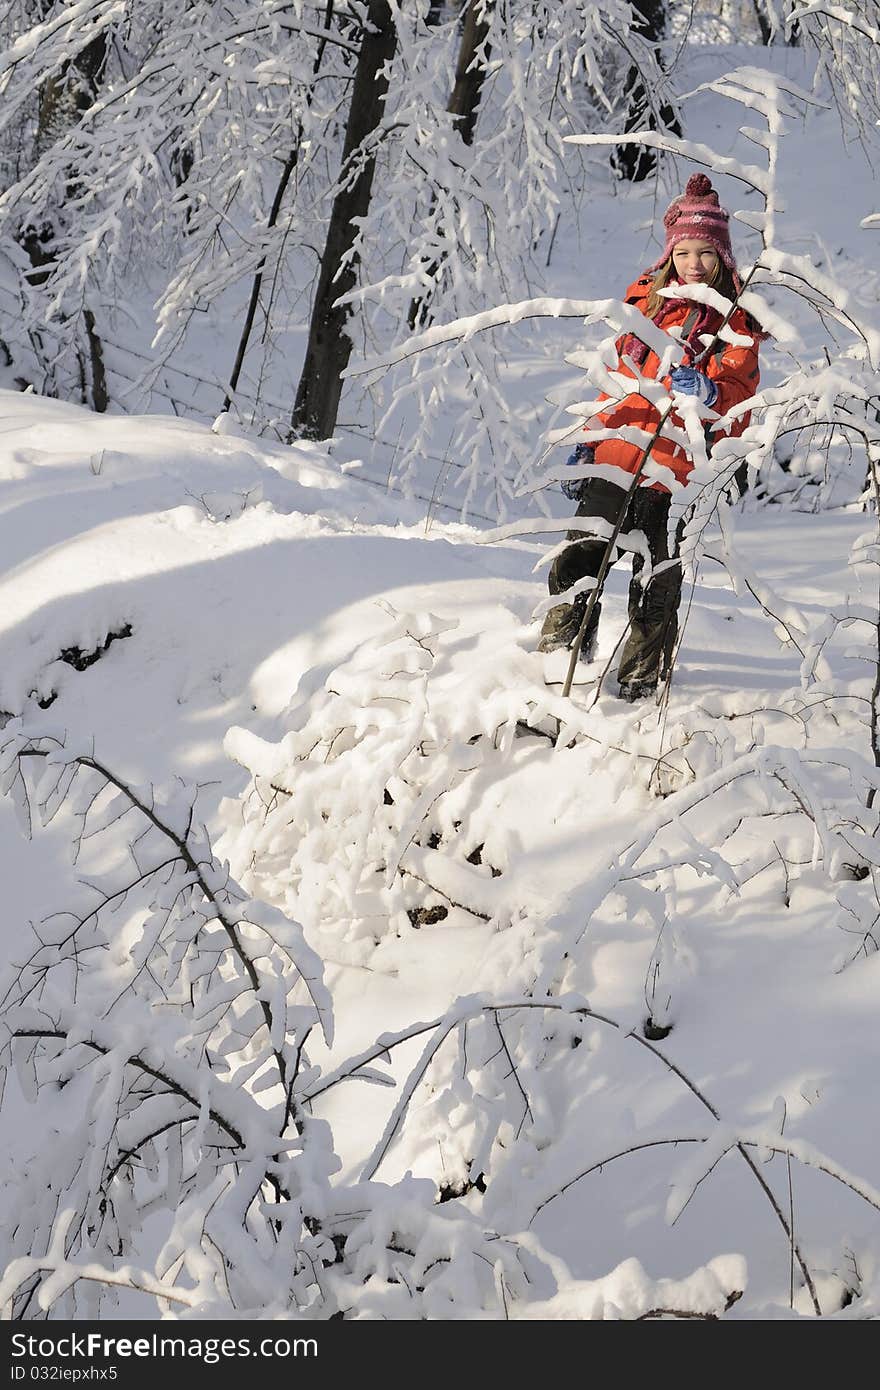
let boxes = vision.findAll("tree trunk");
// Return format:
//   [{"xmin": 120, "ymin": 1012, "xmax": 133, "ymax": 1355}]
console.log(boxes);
[
  {"xmin": 746, "ymin": 0, "xmax": 798, "ymax": 44},
  {"xmin": 407, "ymin": 0, "xmax": 494, "ymax": 330},
  {"xmin": 82, "ymin": 306, "xmax": 108, "ymax": 414},
  {"xmin": 34, "ymin": 26, "xmax": 109, "ymax": 159},
  {"xmin": 21, "ymin": 21, "xmax": 110, "ymax": 411},
  {"xmin": 225, "ymin": 3, "xmax": 338, "ymax": 411},
  {"xmin": 446, "ymin": 0, "xmax": 493, "ymax": 147},
  {"xmin": 224, "ymin": 146, "xmax": 301, "ymax": 411},
  {"xmin": 750, "ymin": 0, "xmax": 773, "ymax": 45},
  {"xmin": 290, "ymin": 0, "xmax": 397, "ymax": 441},
  {"xmin": 613, "ymin": 0, "xmax": 681, "ymax": 183}
]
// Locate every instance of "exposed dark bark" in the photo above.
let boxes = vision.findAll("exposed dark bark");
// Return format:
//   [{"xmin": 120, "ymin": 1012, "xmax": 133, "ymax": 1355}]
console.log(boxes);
[
  {"xmin": 225, "ymin": 148, "xmax": 301, "ymax": 411},
  {"xmin": 446, "ymin": 0, "xmax": 493, "ymax": 148},
  {"xmin": 169, "ymin": 137, "xmax": 195, "ymax": 192},
  {"xmin": 290, "ymin": 0, "xmax": 397, "ymax": 441},
  {"xmin": 749, "ymin": 0, "xmax": 800, "ymax": 45},
  {"xmin": 24, "ymin": 22, "xmax": 110, "ymax": 278},
  {"xmin": 82, "ymin": 306, "xmax": 108, "ymax": 414},
  {"xmin": 226, "ymin": 1, "xmax": 337, "ymax": 411},
  {"xmin": 35, "ymin": 26, "xmax": 109, "ymax": 159},
  {"xmin": 750, "ymin": 0, "xmax": 773, "ymax": 45},
  {"xmin": 407, "ymin": 0, "xmax": 495, "ymax": 330},
  {"xmin": 867, "ymin": 450, "xmax": 880, "ymax": 812},
  {"xmin": 21, "ymin": 20, "xmax": 111, "ymax": 411},
  {"xmin": 613, "ymin": 0, "xmax": 681, "ymax": 184}
]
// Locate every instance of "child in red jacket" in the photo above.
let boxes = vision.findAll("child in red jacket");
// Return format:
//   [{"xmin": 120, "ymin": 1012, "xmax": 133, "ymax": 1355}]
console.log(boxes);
[{"xmin": 539, "ymin": 173, "xmax": 760, "ymax": 700}]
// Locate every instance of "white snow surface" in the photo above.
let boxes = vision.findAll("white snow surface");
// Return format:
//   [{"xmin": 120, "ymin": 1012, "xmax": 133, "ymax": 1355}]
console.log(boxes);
[{"xmin": 2, "ymin": 43, "xmax": 880, "ymax": 1322}]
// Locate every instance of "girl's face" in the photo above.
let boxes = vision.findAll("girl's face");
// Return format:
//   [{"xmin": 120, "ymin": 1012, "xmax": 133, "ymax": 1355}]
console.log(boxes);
[{"xmin": 671, "ymin": 239, "xmax": 719, "ymax": 284}]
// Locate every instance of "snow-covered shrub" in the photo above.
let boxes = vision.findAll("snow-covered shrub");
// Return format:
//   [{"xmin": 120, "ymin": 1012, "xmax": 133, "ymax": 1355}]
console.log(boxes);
[
  {"xmin": 221, "ymin": 605, "xmax": 579, "ymax": 952},
  {"xmin": 0, "ymin": 721, "xmax": 339, "ymax": 1317},
  {"xmin": 0, "ymin": 720, "xmax": 609, "ymax": 1319}
]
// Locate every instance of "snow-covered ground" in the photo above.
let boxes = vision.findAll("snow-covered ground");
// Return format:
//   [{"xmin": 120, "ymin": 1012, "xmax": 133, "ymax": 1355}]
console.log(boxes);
[{"xmin": 2, "ymin": 43, "xmax": 880, "ymax": 1321}]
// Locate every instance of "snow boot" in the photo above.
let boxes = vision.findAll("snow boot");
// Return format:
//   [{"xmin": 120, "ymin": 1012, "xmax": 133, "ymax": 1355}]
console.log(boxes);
[
  {"xmin": 538, "ymin": 593, "xmax": 598, "ymax": 662},
  {"xmin": 618, "ymin": 677, "xmax": 658, "ymax": 703}
]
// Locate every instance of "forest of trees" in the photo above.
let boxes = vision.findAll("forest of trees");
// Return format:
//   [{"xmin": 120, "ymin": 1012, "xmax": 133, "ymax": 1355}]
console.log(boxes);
[{"xmin": 1, "ymin": 0, "xmax": 864, "ymax": 509}]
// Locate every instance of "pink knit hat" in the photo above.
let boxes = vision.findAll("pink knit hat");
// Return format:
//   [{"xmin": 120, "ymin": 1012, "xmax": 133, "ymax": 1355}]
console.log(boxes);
[{"xmin": 647, "ymin": 172, "xmax": 736, "ymax": 273}]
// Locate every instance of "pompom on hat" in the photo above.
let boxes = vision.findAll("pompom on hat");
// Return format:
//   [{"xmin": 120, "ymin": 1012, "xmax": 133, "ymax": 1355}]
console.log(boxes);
[{"xmin": 647, "ymin": 172, "xmax": 737, "ymax": 273}]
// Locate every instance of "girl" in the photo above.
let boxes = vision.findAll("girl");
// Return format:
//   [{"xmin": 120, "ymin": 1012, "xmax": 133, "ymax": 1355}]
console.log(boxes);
[{"xmin": 538, "ymin": 173, "xmax": 761, "ymax": 701}]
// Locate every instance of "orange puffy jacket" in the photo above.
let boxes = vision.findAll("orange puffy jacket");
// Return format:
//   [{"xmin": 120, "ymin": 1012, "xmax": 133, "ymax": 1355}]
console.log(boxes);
[{"xmin": 590, "ymin": 274, "xmax": 760, "ymax": 489}]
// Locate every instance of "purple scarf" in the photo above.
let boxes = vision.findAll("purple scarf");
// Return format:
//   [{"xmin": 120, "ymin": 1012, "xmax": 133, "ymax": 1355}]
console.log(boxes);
[{"xmin": 622, "ymin": 280, "xmax": 720, "ymax": 369}]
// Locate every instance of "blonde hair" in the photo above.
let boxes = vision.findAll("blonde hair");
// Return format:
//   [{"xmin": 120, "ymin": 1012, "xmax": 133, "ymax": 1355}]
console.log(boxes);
[{"xmin": 644, "ymin": 253, "xmax": 735, "ymax": 320}]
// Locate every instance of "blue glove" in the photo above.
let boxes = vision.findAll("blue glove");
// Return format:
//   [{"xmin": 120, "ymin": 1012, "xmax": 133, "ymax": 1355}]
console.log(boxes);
[
  {"xmin": 670, "ymin": 366, "xmax": 718, "ymax": 407},
  {"xmin": 561, "ymin": 442, "xmax": 594, "ymax": 500}
]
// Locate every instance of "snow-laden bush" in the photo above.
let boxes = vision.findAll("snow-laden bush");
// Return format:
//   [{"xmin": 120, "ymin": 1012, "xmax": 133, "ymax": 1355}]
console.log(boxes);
[
  {"xmin": 0, "ymin": 722, "xmax": 340, "ymax": 1316},
  {"xmin": 0, "ymin": 720, "xmax": 764, "ymax": 1320},
  {"xmin": 213, "ymin": 560, "xmax": 880, "ymax": 1316},
  {"xmin": 221, "ymin": 606, "xmax": 583, "ymax": 951}
]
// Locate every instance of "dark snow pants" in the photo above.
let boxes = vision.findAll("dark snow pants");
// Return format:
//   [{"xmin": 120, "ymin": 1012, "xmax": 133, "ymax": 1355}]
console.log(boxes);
[{"xmin": 546, "ymin": 475, "xmax": 684, "ymax": 687}]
